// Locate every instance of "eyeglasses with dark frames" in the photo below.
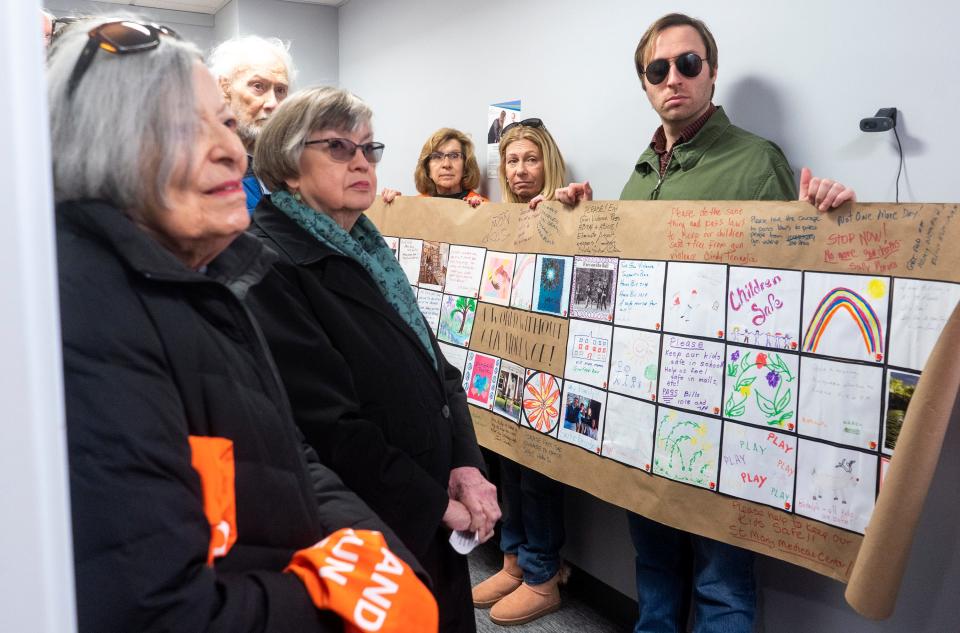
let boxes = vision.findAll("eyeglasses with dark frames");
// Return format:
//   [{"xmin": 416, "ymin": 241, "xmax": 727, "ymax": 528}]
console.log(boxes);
[
  {"xmin": 640, "ymin": 52, "xmax": 706, "ymax": 85},
  {"xmin": 500, "ymin": 117, "xmax": 543, "ymax": 136},
  {"xmin": 67, "ymin": 21, "xmax": 179, "ymax": 98},
  {"xmin": 304, "ymin": 138, "xmax": 386, "ymax": 164},
  {"xmin": 427, "ymin": 151, "xmax": 463, "ymax": 163}
]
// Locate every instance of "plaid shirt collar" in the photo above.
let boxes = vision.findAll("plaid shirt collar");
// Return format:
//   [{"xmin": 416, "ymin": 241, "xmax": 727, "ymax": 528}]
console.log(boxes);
[{"xmin": 651, "ymin": 102, "xmax": 717, "ymax": 176}]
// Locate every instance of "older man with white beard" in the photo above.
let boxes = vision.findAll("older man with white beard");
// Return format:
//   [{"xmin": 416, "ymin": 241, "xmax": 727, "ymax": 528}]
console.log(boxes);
[{"xmin": 209, "ymin": 35, "xmax": 294, "ymax": 212}]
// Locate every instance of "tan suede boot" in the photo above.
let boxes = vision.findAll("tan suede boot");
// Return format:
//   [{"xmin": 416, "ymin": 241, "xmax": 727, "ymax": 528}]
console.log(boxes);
[
  {"xmin": 472, "ymin": 554, "xmax": 523, "ymax": 609},
  {"xmin": 488, "ymin": 571, "xmax": 562, "ymax": 626}
]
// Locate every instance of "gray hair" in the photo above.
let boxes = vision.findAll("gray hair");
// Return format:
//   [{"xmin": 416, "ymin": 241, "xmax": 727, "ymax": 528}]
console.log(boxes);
[
  {"xmin": 254, "ymin": 86, "xmax": 372, "ymax": 193},
  {"xmin": 47, "ymin": 18, "xmax": 203, "ymax": 213},
  {"xmin": 208, "ymin": 35, "xmax": 296, "ymax": 85}
]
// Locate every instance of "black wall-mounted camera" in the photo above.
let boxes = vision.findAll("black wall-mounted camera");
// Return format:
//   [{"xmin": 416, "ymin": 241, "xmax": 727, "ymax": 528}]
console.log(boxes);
[{"xmin": 860, "ymin": 107, "xmax": 897, "ymax": 132}]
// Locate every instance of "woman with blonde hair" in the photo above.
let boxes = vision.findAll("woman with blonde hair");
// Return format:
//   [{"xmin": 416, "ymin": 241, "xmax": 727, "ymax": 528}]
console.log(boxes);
[
  {"xmin": 472, "ymin": 118, "xmax": 590, "ymax": 626},
  {"xmin": 497, "ymin": 118, "xmax": 570, "ymax": 207}
]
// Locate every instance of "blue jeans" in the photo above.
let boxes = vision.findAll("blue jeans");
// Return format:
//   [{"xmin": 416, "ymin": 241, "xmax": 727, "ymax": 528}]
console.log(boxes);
[
  {"xmin": 628, "ymin": 512, "xmax": 755, "ymax": 633},
  {"xmin": 499, "ymin": 458, "xmax": 565, "ymax": 585}
]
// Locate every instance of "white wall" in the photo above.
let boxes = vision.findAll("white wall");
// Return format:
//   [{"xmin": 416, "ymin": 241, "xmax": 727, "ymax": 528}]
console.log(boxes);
[
  {"xmin": 213, "ymin": 0, "xmax": 238, "ymax": 48},
  {"xmin": 44, "ymin": 0, "xmax": 338, "ymax": 84},
  {"xmin": 338, "ymin": 1, "xmax": 960, "ymax": 631},
  {"xmin": 338, "ymin": 0, "xmax": 958, "ymax": 205},
  {"xmin": 1, "ymin": 2, "xmax": 76, "ymax": 632},
  {"xmin": 45, "ymin": 0, "xmax": 216, "ymax": 50},
  {"xmin": 214, "ymin": 0, "xmax": 339, "ymax": 88}
]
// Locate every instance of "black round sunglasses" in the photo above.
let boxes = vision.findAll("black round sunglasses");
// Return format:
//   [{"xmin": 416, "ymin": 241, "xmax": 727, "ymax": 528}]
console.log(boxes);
[{"xmin": 640, "ymin": 52, "xmax": 706, "ymax": 85}]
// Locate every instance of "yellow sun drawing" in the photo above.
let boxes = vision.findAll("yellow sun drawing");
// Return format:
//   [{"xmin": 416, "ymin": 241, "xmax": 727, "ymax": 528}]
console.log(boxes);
[{"xmin": 867, "ymin": 278, "xmax": 887, "ymax": 299}]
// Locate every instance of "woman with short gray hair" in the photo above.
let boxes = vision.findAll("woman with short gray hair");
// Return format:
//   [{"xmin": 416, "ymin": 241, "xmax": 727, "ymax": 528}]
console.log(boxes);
[
  {"xmin": 49, "ymin": 19, "xmax": 433, "ymax": 633},
  {"xmin": 246, "ymin": 86, "xmax": 501, "ymax": 633}
]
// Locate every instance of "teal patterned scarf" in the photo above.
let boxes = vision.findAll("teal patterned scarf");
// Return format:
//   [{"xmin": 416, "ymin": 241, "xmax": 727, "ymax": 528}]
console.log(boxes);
[{"xmin": 271, "ymin": 190, "xmax": 438, "ymax": 369}]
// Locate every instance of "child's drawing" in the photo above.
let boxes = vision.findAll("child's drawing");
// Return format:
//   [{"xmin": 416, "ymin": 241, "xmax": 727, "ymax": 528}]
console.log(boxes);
[
  {"xmin": 658, "ymin": 336, "xmax": 724, "ymax": 414},
  {"xmin": 718, "ymin": 422, "xmax": 796, "ymax": 511},
  {"xmin": 601, "ymin": 393, "xmax": 656, "ymax": 470},
  {"xmin": 510, "ymin": 253, "xmax": 537, "ymax": 310},
  {"xmin": 795, "ymin": 439, "xmax": 877, "ymax": 534},
  {"xmin": 663, "ymin": 262, "xmax": 727, "ymax": 337},
  {"xmin": 479, "ymin": 251, "xmax": 516, "ymax": 306},
  {"xmin": 532, "ymin": 255, "xmax": 573, "ymax": 317},
  {"xmin": 609, "ymin": 327, "xmax": 660, "ymax": 401},
  {"xmin": 726, "ymin": 267, "xmax": 802, "ymax": 350},
  {"xmin": 521, "ymin": 370, "xmax": 562, "ymax": 436},
  {"xmin": 723, "ymin": 346, "xmax": 799, "ymax": 429},
  {"xmin": 564, "ymin": 320, "xmax": 612, "ymax": 389},
  {"xmin": 463, "ymin": 351, "xmax": 501, "ymax": 409},
  {"xmin": 437, "ymin": 294, "xmax": 477, "ymax": 347},
  {"xmin": 652, "ymin": 407, "xmax": 720, "ymax": 489},
  {"xmin": 801, "ymin": 272, "xmax": 890, "ymax": 363}
]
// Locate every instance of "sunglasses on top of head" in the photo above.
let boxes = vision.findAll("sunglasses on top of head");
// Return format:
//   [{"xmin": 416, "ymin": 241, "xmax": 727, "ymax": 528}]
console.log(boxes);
[
  {"xmin": 67, "ymin": 21, "xmax": 179, "ymax": 97},
  {"xmin": 304, "ymin": 137, "xmax": 386, "ymax": 164},
  {"xmin": 640, "ymin": 51, "xmax": 707, "ymax": 85},
  {"xmin": 500, "ymin": 117, "xmax": 543, "ymax": 136}
]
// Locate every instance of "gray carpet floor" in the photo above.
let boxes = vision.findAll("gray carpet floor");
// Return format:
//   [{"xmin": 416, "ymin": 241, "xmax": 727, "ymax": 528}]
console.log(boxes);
[{"xmin": 469, "ymin": 540, "xmax": 630, "ymax": 632}]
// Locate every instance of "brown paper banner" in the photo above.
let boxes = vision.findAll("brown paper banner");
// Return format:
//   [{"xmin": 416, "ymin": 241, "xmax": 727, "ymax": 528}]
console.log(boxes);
[{"xmin": 368, "ymin": 197, "xmax": 960, "ymax": 617}]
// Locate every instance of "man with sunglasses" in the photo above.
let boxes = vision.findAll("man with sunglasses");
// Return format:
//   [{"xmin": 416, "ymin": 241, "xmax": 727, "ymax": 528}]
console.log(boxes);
[
  {"xmin": 618, "ymin": 12, "xmax": 855, "ymax": 633},
  {"xmin": 210, "ymin": 35, "xmax": 294, "ymax": 213}
]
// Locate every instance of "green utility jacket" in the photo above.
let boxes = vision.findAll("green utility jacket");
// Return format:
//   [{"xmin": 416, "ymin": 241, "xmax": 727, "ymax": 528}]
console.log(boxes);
[{"xmin": 620, "ymin": 107, "xmax": 797, "ymax": 202}]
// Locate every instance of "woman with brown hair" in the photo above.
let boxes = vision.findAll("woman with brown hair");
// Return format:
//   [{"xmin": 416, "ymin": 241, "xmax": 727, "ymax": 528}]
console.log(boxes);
[{"xmin": 382, "ymin": 127, "xmax": 487, "ymax": 206}]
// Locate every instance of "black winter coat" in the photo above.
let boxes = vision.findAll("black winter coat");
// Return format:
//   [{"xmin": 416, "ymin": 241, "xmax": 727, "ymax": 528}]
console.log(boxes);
[
  {"xmin": 58, "ymin": 200, "xmax": 415, "ymax": 633},
  {"xmin": 246, "ymin": 197, "xmax": 486, "ymax": 631}
]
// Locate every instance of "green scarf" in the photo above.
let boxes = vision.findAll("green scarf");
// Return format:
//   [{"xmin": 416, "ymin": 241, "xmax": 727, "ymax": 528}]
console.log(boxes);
[{"xmin": 271, "ymin": 190, "xmax": 438, "ymax": 369}]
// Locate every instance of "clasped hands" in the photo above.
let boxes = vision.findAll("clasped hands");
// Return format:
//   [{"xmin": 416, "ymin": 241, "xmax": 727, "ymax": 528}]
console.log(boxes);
[{"xmin": 443, "ymin": 466, "xmax": 501, "ymax": 543}]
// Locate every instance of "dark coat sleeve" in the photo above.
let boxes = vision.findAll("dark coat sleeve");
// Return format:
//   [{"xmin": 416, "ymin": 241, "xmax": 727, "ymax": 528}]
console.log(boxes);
[
  {"xmin": 299, "ymin": 441, "xmax": 431, "ymax": 586},
  {"xmin": 61, "ymin": 276, "xmax": 337, "ymax": 633},
  {"xmin": 246, "ymin": 264, "xmax": 450, "ymax": 560},
  {"xmin": 439, "ymin": 352, "xmax": 486, "ymax": 473}
]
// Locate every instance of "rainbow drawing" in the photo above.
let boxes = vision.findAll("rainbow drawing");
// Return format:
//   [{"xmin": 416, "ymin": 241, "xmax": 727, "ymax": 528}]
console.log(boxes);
[{"xmin": 802, "ymin": 287, "xmax": 884, "ymax": 357}]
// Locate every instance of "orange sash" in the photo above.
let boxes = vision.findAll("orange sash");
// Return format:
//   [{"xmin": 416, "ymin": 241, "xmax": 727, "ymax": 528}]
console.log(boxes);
[
  {"xmin": 287, "ymin": 528, "xmax": 438, "ymax": 633},
  {"xmin": 187, "ymin": 436, "xmax": 238, "ymax": 565}
]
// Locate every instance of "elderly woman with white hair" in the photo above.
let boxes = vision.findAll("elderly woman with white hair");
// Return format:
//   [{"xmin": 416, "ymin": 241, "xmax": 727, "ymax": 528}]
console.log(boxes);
[
  {"xmin": 48, "ymin": 19, "xmax": 434, "ymax": 633},
  {"xmin": 245, "ymin": 86, "xmax": 501, "ymax": 633}
]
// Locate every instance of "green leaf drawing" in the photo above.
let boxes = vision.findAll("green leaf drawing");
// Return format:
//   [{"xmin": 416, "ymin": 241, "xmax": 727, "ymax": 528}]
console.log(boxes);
[
  {"xmin": 755, "ymin": 391, "xmax": 775, "ymax": 415},
  {"xmin": 687, "ymin": 449, "xmax": 704, "ymax": 472},
  {"xmin": 776, "ymin": 388, "xmax": 792, "ymax": 412},
  {"xmin": 726, "ymin": 402, "xmax": 747, "ymax": 417}
]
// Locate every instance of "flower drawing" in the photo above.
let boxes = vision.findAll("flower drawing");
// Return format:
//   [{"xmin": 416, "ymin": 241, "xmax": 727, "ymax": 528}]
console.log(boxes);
[
  {"xmin": 522, "ymin": 373, "xmax": 561, "ymax": 433},
  {"xmin": 766, "ymin": 370, "xmax": 780, "ymax": 388},
  {"xmin": 724, "ymin": 350, "xmax": 795, "ymax": 426}
]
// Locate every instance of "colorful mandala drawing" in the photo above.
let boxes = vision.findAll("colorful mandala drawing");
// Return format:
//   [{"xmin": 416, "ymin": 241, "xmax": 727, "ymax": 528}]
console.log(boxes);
[{"xmin": 523, "ymin": 372, "xmax": 561, "ymax": 433}]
